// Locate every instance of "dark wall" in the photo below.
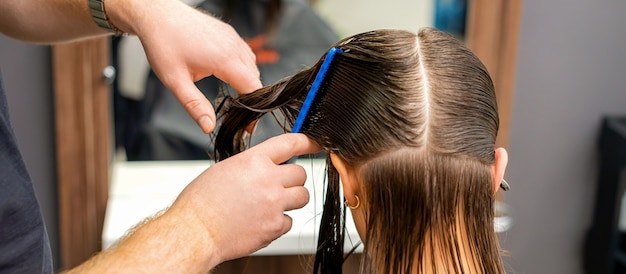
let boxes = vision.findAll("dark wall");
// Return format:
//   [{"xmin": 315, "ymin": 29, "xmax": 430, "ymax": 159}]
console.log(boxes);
[{"xmin": 0, "ymin": 36, "xmax": 59, "ymax": 268}]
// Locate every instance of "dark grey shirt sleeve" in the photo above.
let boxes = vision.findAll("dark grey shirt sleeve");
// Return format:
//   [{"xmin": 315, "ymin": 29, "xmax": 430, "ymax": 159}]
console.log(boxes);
[{"xmin": 0, "ymin": 69, "xmax": 53, "ymax": 273}]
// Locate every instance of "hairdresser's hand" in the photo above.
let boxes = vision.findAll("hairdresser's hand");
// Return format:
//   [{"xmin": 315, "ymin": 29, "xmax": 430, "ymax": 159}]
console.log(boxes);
[
  {"xmin": 67, "ymin": 134, "xmax": 319, "ymax": 273},
  {"xmin": 113, "ymin": 0, "xmax": 262, "ymax": 133},
  {"xmin": 168, "ymin": 133, "xmax": 321, "ymax": 267}
]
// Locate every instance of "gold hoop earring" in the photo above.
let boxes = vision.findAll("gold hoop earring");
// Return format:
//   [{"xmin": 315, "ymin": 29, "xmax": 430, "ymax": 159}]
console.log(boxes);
[{"xmin": 345, "ymin": 195, "xmax": 360, "ymax": 209}]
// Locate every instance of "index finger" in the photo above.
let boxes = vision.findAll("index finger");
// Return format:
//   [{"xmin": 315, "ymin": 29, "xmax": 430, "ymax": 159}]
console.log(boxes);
[
  {"xmin": 168, "ymin": 79, "xmax": 217, "ymax": 133},
  {"xmin": 248, "ymin": 133, "xmax": 322, "ymax": 164},
  {"xmin": 214, "ymin": 57, "xmax": 263, "ymax": 95}
]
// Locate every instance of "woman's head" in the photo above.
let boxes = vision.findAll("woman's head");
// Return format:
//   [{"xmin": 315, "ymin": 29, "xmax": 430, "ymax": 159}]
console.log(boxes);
[{"xmin": 215, "ymin": 27, "xmax": 507, "ymax": 273}]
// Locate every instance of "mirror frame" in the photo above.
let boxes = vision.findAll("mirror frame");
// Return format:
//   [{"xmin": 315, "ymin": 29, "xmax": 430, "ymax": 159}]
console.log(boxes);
[{"xmin": 53, "ymin": 37, "xmax": 111, "ymax": 268}]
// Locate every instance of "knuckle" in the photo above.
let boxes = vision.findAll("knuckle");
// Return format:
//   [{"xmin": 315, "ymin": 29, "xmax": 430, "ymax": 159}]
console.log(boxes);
[
  {"xmin": 183, "ymin": 98, "xmax": 204, "ymax": 114},
  {"xmin": 266, "ymin": 191, "xmax": 281, "ymax": 205},
  {"xmin": 283, "ymin": 134, "xmax": 299, "ymax": 148},
  {"xmin": 299, "ymin": 188, "xmax": 310, "ymax": 205},
  {"xmin": 264, "ymin": 216, "xmax": 284, "ymax": 236}
]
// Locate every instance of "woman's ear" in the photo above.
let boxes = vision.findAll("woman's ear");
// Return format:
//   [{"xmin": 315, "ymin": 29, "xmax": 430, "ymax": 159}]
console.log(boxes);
[
  {"xmin": 491, "ymin": 147, "xmax": 509, "ymax": 194},
  {"xmin": 330, "ymin": 153, "xmax": 359, "ymax": 205}
]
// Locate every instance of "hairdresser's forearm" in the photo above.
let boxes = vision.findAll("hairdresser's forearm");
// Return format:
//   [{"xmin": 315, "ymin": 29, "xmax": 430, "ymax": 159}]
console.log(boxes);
[
  {"xmin": 0, "ymin": 0, "xmax": 110, "ymax": 43},
  {"xmin": 67, "ymin": 208, "xmax": 220, "ymax": 273},
  {"xmin": 0, "ymin": 0, "xmax": 189, "ymax": 44}
]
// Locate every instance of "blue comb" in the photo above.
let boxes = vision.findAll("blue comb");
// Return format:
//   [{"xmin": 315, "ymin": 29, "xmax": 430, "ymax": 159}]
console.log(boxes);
[{"xmin": 291, "ymin": 47, "xmax": 343, "ymax": 133}]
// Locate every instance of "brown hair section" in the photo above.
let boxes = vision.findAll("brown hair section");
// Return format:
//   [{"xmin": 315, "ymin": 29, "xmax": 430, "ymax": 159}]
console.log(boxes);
[{"xmin": 214, "ymin": 27, "xmax": 504, "ymax": 273}]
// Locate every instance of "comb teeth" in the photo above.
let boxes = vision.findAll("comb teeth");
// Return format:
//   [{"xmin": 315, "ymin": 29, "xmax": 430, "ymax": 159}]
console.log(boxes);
[{"xmin": 291, "ymin": 47, "xmax": 343, "ymax": 133}]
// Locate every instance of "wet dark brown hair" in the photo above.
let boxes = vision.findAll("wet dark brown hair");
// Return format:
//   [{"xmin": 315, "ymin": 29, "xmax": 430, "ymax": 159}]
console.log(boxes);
[{"xmin": 214, "ymin": 27, "xmax": 504, "ymax": 273}]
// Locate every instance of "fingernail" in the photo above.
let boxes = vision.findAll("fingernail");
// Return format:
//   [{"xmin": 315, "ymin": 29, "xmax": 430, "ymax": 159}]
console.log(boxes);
[{"xmin": 199, "ymin": 116, "xmax": 213, "ymax": 133}]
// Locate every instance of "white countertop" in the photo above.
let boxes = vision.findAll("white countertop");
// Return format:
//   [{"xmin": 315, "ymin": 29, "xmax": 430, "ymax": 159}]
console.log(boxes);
[
  {"xmin": 103, "ymin": 158, "xmax": 513, "ymax": 255},
  {"xmin": 102, "ymin": 158, "xmax": 363, "ymax": 255}
]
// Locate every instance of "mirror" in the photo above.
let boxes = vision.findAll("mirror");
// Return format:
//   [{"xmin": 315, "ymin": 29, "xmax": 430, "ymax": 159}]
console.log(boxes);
[{"xmin": 111, "ymin": 0, "xmax": 454, "ymax": 162}]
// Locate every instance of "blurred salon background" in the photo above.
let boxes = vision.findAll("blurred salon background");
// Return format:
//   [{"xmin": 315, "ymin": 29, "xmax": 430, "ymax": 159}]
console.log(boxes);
[{"xmin": 2, "ymin": 0, "xmax": 626, "ymax": 273}]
